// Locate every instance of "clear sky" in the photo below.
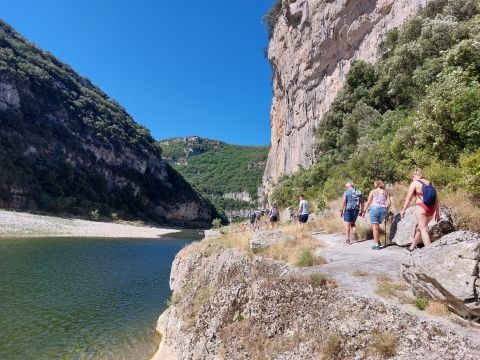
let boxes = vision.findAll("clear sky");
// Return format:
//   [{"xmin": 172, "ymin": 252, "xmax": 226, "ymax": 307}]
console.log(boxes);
[{"xmin": 1, "ymin": 0, "xmax": 274, "ymax": 146}]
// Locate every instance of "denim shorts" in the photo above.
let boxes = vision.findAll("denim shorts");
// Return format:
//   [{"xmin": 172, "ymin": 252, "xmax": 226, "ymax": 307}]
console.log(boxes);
[
  {"xmin": 370, "ymin": 207, "xmax": 387, "ymax": 224},
  {"xmin": 343, "ymin": 209, "xmax": 359, "ymax": 224}
]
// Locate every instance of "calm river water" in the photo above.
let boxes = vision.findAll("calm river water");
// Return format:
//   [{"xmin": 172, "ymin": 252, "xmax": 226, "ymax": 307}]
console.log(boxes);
[{"xmin": 0, "ymin": 231, "xmax": 201, "ymax": 360}]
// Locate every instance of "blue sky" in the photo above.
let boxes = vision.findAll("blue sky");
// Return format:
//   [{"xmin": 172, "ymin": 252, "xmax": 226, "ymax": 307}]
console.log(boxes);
[{"xmin": 1, "ymin": 0, "xmax": 274, "ymax": 146}]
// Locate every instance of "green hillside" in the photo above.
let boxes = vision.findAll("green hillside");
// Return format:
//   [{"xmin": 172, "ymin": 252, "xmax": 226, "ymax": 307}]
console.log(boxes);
[
  {"xmin": 159, "ymin": 137, "xmax": 269, "ymax": 213},
  {"xmin": 0, "ymin": 20, "xmax": 217, "ymax": 226},
  {"xmin": 271, "ymin": 0, "xmax": 480, "ymax": 214}
]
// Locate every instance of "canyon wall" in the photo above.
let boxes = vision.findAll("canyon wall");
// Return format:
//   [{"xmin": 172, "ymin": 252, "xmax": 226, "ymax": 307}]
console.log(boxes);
[
  {"xmin": 0, "ymin": 21, "xmax": 217, "ymax": 227},
  {"xmin": 263, "ymin": 0, "xmax": 430, "ymax": 193}
]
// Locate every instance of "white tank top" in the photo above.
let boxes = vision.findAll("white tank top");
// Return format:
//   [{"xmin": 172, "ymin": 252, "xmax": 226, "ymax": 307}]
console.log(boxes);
[{"xmin": 373, "ymin": 189, "xmax": 387, "ymax": 208}]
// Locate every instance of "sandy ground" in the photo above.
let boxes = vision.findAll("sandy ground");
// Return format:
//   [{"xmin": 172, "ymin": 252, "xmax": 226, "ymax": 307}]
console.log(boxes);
[{"xmin": 0, "ymin": 210, "xmax": 181, "ymax": 238}]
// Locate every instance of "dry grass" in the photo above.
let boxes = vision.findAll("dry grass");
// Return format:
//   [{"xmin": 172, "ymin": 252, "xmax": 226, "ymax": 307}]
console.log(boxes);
[
  {"xmin": 441, "ymin": 189, "xmax": 480, "ymax": 232},
  {"xmin": 257, "ymin": 223, "xmax": 327, "ymax": 267},
  {"xmin": 314, "ymin": 215, "xmax": 344, "ymax": 234},
  {"xmin": 375, "ymin": 276, "xmax": 408, "ymax": 299},
  {"xmin": 357, "ymin": 224, "xmax": 373, "ymax": 240},
  {"xmin": 323, "ymin": 332, "xmax": 342, "ymax": 359},
  {"xmin": 185, "ymin": 287, "xmax": 216, "ymax": 328},
  {"xmin": 371, "ymin": 331, "xmax": 399, "ymax": 358},
  {"xmin": 353, "ymin": 270, "xmax": 369, "ymax": 277},
  {"xmin": 425, "ymin": 301, "xmax": 449, "ymax": 317},
  {"xmin": 306, "ymin": 273, "xmax": 338, "ymax": 288}
]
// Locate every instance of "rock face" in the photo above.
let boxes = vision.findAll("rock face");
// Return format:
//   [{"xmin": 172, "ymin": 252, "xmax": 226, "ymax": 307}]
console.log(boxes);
[
  {"xmin": 153, "ymin": 241, "xmax": 480, "ymax": 360},
  {"xmin": 401, "ymin": 231, "xmax": 480, "ymax": 318},
  {"xmin": 0, "ymin": 21, "xmax": 217, "ymax": 227},
  {"xmin": 390, "ymin": 207, "xmax": 456, "ymax": 246},
  {"xmin": 263, "ymin": 0, "xmax": 430, "ymax": 192},
  {"xmin": 249, "ymin": 230, "xmax": 295, "ymax": 252}
]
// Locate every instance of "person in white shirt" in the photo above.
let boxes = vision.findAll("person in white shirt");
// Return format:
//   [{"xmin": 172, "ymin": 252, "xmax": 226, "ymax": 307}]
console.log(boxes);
[{"xmin": 296, "ymin": 194, "xmax": 309, "ymax": 226}]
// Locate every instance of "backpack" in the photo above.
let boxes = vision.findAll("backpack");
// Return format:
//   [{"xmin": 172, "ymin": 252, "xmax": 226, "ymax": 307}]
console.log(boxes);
[
  {"xmin": 418, "ymin": 180, "xmax": 437, "ymax": 207},
  {"xmin": 249, "ymin": 212, "xmax": 256, "ymax": 221},
  {"xmin": 271, "ymin": 207, "xmax": 278, "ymax": 217},
  {"xmin": 346, "ymin": 189, "xmax": 362, "ymax": 210}
]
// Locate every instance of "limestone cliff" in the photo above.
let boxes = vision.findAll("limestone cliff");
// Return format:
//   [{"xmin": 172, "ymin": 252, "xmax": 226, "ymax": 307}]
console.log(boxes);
[
  {"xmin": 0, "ymin": 21, "xmax": 217, "ymax": 227},
  {"xmin": 263, "ymin": 0, "xmax": 430, "ymax": 192}
]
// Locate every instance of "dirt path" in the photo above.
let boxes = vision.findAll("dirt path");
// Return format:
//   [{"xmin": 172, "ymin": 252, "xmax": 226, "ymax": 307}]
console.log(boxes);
[{"xmin": 0, "ymin": 210, "xmax": 181, "ymax": 238}]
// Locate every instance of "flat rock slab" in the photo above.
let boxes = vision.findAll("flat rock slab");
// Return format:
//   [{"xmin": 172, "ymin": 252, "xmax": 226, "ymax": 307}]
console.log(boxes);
[
  {"xmin": 401, "ymin": 231, "xmax": 480, "ymax": 318},
  {"xmin": 311, "ymin": 232, "xmax": 405, "ymax": 298},
  {"xmin": 249, "ymin": 230, "xmax": 294, "ymax": 252},
  {"xmin": 390, "ymin": 207, "xmax": 456, "ymax": 246}
]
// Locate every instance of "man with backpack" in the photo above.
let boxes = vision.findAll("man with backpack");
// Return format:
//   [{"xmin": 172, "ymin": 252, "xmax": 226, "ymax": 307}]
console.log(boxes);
[{"xmin": 340, "ymin": 182, "xmax": 364, "ymax": 244}]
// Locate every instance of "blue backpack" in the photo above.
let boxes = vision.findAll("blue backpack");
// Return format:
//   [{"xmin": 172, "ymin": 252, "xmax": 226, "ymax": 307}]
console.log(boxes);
[{"xmin": 418, "ymin": 180, "xmax": 437, "ymax": 207}]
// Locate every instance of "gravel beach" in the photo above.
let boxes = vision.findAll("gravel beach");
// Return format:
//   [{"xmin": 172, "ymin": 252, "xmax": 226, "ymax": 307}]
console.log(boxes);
[{"xmin": 0, "ymin": 210, "xmax": 181, "ymax": 238}]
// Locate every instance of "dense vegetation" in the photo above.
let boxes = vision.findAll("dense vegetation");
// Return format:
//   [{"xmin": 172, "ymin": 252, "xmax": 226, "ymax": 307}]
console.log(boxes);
[
  {"xmin": 0, "ymin": 21, "xmax": 216, "ymax": 225},
  {"xmin": 159, "ymin": 137, "xmax": 269, "ymax": 213},
  {"xmin": 271, "ymin": 0, "xmax": 480, "ymax": 210}
]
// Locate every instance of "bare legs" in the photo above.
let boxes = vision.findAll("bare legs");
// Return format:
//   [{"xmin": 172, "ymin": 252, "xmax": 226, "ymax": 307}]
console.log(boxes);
[
  {"xmin": 344, "ymin": 222, "xmax": 351, "ymax": 244},
  {"xmin": 344, "ymin": 223, "xmax": 357, "ymax": 244},
  {"xmin": 410, "ymin": 207, "xmax": 433, "ymax": 250},
  {"xmin": 372, "ymin": 223, "xmax": 381, "ymax": 246}
]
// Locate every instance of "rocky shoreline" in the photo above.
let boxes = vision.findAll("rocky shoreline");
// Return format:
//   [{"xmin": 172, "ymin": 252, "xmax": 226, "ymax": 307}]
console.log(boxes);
[
  {"xmin": 152, "ymin": 226, "xmax": 480, "ymax": 359},
  {"xmin": 0, "ymin": 210, "xmax": 180, "ymax": 238}
]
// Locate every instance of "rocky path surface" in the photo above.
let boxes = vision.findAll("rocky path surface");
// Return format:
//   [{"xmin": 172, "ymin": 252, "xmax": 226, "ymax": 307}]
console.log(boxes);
[
  {"xmin": 309, "ymin": 231, "xmax": 480, "ymax": 342},
  {"xmin": 310, "ymin": 232, "xmax": 405, "ymax": 298},
  {"xmin": 0, "ymin": 210, "xmax": 180, "ymax": 238}
]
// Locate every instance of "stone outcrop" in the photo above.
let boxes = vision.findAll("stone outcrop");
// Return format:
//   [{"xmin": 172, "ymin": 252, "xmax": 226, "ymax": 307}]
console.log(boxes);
[
  {"xmin": 153, "ymin": 240, "xmax": 480, "ymax": 360},
  {"xmin": 401, "ymin": 231, "xmax": 480, "ymax": 318},
  {"xmin": 390, "ymin": 207, "xmax": 456, "ymax": 246},
  {"xmin": 263, "ymin": 0, "xmax": 430, "ymax": 192},
  {"xmin": 249, "ymin": 230, "xmax": 295, "ymax": 252}
]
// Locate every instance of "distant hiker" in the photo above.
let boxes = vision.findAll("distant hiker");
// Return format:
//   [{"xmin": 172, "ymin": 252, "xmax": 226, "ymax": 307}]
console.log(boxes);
[
  {"xmin": 340, "ymin": 182, "xmax": 363, "ymax": 244},
  {"xmin": 296, "ymin": 194, "xmax": 309, "ymax": 226},
  {"xmin": 248, "ymin": 209, "xmax": 257, "ymax": 231},
  {"xmin": 400, "ymin": 168, "xmax": 440, "ymax": 251},
  {"xmin": 254, "ymin": 208, "xmax": 262, "ymax": 231},
  {"xmin": 362, "ymin": 180, "xmax": 391, "ymax": 250},
  {"xmin": 269, "ymin": 203, "xmax": 279, "ymax": 229}
]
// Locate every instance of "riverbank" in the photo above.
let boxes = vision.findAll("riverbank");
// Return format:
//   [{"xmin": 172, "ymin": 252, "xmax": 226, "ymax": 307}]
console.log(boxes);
[
  {"xmin": 0, "ymin": 210, "xmax": 181, "ymax": 238},
  {"xmin": 153, "ymin": 222, "xmax": 480, "ymax": 359}
]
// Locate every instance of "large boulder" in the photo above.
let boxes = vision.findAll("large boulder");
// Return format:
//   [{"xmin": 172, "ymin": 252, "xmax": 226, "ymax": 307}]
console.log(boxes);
[
  {"xmin": 390, "ymin": 207, "xmax": 456, "ymax": 246},
  {"xmin": 249, "ymin": 230, "xmax": 294, "ymax": 253},
  {"xmin": 401, "ymin": 231, "xmax": 480, "ymax": 318}
]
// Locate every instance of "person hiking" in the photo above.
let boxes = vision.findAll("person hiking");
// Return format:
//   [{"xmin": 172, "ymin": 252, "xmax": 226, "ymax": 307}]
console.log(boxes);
[
  {"xmin": 340, "ymin": 182, "xmax": 363, "ymax": 245},
  {"xmin": 254, "ymin": 208, "xmax": 262, "ymax": 231},
  {"xmin": 269, "ymin": 203, "xmax": 279, "ymax": 229},
  {"xmin": 362, "ymin": 180, "xmax": 391, "ymax": 250},
  {"xmin": 296, "ymin": 194, "xmax": 309, "ymax": 227},
  {"xmin": 400, "ymin": 168, "xmax": 440, "ymax": 252},
  {"xmin": 247, "ymin": 209, "xmax": 257, "ymax": 231}
]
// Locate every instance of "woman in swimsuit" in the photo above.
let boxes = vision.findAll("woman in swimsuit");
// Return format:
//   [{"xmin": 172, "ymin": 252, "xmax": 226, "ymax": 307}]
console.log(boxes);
[{"xmin": 400, "ymin": 168, "xmax": 440, "ymax": 251}]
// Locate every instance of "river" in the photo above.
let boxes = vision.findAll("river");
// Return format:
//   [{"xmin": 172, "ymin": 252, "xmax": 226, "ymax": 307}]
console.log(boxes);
[{"xmin": 0, "ymin": 231, "xmax": 201, "ymax": 360}]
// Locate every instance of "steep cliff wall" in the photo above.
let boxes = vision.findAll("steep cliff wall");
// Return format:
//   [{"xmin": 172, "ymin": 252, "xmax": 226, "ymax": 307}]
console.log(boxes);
[
  {"xmin": 0, "ymin": 21, "xmax": 217, "ymax": 227},
  {"xmin": 263, "ymin": 0, "xmax": 429, "ymax": 192}
]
